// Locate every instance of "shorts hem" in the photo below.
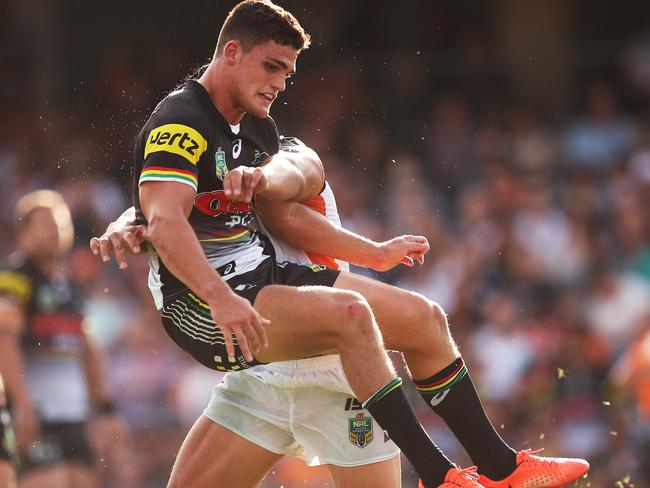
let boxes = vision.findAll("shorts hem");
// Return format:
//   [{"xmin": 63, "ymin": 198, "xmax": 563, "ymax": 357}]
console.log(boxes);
[
  {"xmin": 201, "ymin": 411, "xmax": 293, "ymax": 459},
  {"xmin": 311, "ymin": 450, "xmax": 401, "ymax": 468}
]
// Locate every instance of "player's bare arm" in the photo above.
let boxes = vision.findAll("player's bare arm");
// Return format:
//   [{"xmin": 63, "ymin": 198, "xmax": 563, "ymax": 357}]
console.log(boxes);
[
  {"xmin": 140, "ymin": 180, "xmax": 270, "ymax": 361},
  {"xmin": 223, "ymin": 144, "xmax": 324, "ymax": 203},
  {"xmin": 0, "ymin": 298, "xmax": 39, "ymax": 453},
  {"xmin": 257, "ymin": 198, "xmax": 429, "ymax": 271}
]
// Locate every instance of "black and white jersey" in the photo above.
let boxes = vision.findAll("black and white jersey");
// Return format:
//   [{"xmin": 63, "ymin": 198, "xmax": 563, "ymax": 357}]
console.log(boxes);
[
  {"xmin": 0, "ymin": 259, "xmax": 89, "ymax": 422},
  {"xmin": 133, "ymin": 80, "xmax": 280, "ymax": 308}
]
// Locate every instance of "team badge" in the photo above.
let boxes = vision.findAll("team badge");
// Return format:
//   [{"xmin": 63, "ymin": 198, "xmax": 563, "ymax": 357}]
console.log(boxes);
[
  {"xmin": 304, "ymin": 263, "xmax": 326, "ymax": 272},
  {"xmin": 215, "ymin": 147, "xmax": 228, "ymax": 180},
  {"xmin": 348, "ymin": 413, "xmax": 373, "ymax": 448}
]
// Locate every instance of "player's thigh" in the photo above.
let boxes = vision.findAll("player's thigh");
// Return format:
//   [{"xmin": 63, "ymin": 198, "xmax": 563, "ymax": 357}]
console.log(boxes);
[
  {"xmin": 252, "ymin": 284, "xmax": 366, "ymax": 364},
  {"xmin": 333, "ymin": 271, "xmax": 438, "ymax": 352},
  {"xmin": 169, "ymin": 415, "xmax": 282, "ymax": 488},
  {"xmin": 328, "ymin": 456, "xmax": 401, "ymax": 488}
]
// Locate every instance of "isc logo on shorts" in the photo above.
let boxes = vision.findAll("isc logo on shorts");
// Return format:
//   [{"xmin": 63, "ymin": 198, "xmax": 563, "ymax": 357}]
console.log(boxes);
[{"xmin": 145, "ymin": 124, "xmax": 208, "ymax": 165}]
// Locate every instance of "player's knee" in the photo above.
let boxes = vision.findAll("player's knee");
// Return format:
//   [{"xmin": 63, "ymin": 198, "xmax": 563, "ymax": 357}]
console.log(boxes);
[
  {"xmin": 334, "ymin": 292, "xmax": 377, "ymax": 341},
  {"xmin": 415, "ymin": 295, "xmax": 450, "ymax": 340}
]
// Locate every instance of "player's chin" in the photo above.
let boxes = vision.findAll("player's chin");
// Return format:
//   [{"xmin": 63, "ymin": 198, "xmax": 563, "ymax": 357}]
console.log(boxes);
[{"xmin": 249, "ymin": 97, "xmax": 273, "ymax": 118}]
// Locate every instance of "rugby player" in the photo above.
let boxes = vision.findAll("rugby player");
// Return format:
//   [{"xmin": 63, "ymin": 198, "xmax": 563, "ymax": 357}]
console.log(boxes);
[
  {"xmin": 0, "ymin": 191, "xmax": 127, "ymax": 488},
  {"xmin": 94, "ymin": 137, "xmax": 405, "ymax": 488},
  {"xmin": 0, "ymin": 375, "xmax": 16, "ymax": 488},
  {"xmin": 95, "ymin": 1, "xmax": 589, "ymax": 486}
]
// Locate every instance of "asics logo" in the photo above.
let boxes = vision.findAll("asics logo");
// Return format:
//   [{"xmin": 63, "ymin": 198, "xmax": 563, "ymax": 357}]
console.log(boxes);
[{"xmin": 429, "ymin": 389, "xmax": 450, "ymax": 406}]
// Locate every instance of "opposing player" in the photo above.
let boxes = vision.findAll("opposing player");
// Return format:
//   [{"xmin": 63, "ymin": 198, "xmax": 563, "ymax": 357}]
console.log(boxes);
[
  {"xmin": 0, "ymin": 191, "xmax": 127, "ymax": 488},
  {"xmin": 98, "ymin": 1, "xmax": 589, "ymax": 486}
]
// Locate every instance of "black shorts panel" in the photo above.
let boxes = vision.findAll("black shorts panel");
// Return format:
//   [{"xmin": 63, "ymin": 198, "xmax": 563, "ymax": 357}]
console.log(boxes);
[
  {"xmin": 19, "ymin": 421, "xmax": 93, "ymax": 472},
  {"xmin": 160, "ymin": 258, "xmax": 340, "ymax": 372}
]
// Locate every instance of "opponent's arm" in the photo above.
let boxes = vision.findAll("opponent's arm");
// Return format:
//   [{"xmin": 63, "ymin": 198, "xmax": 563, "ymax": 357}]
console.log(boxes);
[
  {"xmin": 223, "ymin": 146, "xmax": 324, "ymax": 203},
  {"xmin": 140, "ymin": 181, "xmax": 269, "ymax": 361},
  {"xmin": 90, "ymin": 206, "xmax": 146, "ymax": 269},
  {"xmin": 257, "ymin": 199, "xmax": 430, "ymax": 272}
]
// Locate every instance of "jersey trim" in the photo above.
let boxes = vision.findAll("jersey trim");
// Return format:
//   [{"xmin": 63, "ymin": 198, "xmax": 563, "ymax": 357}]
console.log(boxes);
[{"xmin": 139, "ymin": 167, "xmax": 198, "ymax": 191}]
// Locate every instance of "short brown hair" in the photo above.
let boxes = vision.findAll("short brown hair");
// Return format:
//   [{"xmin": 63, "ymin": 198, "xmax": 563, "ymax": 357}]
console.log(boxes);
[{"xmin": 216, "ymin": 0, "xmax": 310, "ymax": 56}]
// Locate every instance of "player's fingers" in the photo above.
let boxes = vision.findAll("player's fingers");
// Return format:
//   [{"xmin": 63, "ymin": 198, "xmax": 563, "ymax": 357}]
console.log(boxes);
[
  {"xmin": 123, "ymin": 231, "xmax": 141, "ymax": 255},
  {"xmin": 98, "ymin": 237, "xmax": 112, "ymax": 263},
  {"xmin": 220, "ymin": 324, "xmax": 236, "ymax": 359},
  {"xmin": 241, "ymin": 171, "xmax": 254, "ymax": 202},
  {"xmin": 401, "ymin": 256, "xmax": 414, "ymax": 267},
  {"xmin": 225, "ymin": 170, "xmax": 243, "ymax": 199},
  {"xmin": 109, "ymin": 234, "xmax": 128, "ymax": 270},
  {"xmin": 234, "ymin": 325, "xmax": 254, "ymax": 363},
  {"xmin": 249, "ymin": 168, "xmax": 265, "ymax": 194},
  {"xmin": 90, "ymin": 237, "xmax": 100, "ymax": 255}
]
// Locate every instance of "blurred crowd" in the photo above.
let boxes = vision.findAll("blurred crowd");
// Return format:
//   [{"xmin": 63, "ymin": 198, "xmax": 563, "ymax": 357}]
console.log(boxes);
[{"xmin": 2, "ymin": 2, "xmax": 650, "ymax": 487}]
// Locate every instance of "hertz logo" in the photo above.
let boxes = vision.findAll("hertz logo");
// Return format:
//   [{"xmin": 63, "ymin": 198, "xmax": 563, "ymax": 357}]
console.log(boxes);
[{"xmin": 145, "ymin": 124, "xmax": 208, "ymax": 165}]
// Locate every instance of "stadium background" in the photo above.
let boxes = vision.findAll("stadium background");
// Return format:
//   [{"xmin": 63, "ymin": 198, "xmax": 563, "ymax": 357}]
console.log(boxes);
[{"xmin": 2, "ymin": 0, "xmax": 650, "ymax": 486}]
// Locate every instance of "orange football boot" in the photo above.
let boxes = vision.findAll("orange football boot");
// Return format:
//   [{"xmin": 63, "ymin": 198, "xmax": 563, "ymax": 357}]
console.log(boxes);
[
  {"xmin": 419, "ymin": 466, "xmax": 486, "ymax": 487},
  {"xmin": 478, "ymin": 449, "xmax": 589, "ymax": 488}
]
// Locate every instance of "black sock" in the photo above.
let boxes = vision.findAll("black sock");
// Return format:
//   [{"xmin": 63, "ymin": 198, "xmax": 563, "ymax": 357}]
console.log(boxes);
[
  {"xmin": 365, "ymin": 377, "xmax": 453, "ymax": 487},
  {"xmin": 414, "ymin": 358, "xmax": 516, "ymax": 481}
]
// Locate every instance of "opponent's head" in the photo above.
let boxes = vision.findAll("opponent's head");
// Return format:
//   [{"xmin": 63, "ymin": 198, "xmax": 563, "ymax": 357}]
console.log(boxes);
[
  {"xmin": 14, "ymin": 190, "xmax": 74, "ymax": 260},
  {"xmin": 215, "ymin": 0, "xmax": 310, "ymax": 118}
]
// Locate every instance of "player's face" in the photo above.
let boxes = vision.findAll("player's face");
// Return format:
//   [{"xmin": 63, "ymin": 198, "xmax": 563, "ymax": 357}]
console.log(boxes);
[
  {"xmin": 234, "ymin": 40, "xmax": 297, "ymax": 118},
  {"xmin": 20, "ymin": 208, "xmax": 71, "ymax": 259}
]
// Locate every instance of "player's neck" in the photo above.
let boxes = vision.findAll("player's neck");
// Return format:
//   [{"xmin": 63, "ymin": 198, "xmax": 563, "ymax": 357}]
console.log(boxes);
[
  {"xmin": 26, "ymin": 252, "xmax": 62, "ymax": 277},
  {"xmin": 198, "ymin": 63, "xmax": 245, "ymax": 125}
]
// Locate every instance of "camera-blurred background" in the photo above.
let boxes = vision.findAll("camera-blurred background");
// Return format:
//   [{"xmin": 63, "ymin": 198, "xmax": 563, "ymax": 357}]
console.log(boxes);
[{"xmin": 2, "ymin": 0, "xmax": 650, "ymax": 486}]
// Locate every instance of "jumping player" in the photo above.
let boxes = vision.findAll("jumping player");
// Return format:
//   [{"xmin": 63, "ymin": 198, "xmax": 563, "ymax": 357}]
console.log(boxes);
[
  {"xmin": 94, "ymin": 137, "xmax": 406, "ymax": 487},
  {"xmin": 97, "ymin": 1, "xmax": 590, "ymax": 486}
]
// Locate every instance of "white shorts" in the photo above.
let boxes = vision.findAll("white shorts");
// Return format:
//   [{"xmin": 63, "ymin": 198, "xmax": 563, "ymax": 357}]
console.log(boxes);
[{"xmin": 204, "ymin": 355, "xmax": 400, "ymax": 467}]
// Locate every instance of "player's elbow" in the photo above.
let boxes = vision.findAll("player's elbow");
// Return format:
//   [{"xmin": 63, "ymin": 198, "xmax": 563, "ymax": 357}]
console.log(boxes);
[
  {"xmin": 293, "ymin": 148, "xmax": 324, "ymax": 200},
  {"xmin": 146, "ymin": 212, "xmax": 180, "ymax": 248}
]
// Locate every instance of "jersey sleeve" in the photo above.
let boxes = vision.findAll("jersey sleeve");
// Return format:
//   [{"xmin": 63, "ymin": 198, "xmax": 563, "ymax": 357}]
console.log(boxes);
[
  {"xmin": 0, "ymin": 270, "xmax": 33, "ymax": 305},
  {"xmin": 265, "ymin": 116, "xmax": 281, "ymax": 155},
  {"xmin": 138, "ymin": 105, "xmax": 209, "ymax": 193}
]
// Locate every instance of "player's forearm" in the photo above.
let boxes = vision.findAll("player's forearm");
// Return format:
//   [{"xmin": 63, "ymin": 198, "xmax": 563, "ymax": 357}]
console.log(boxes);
[
  {"xmin": 82, "ymin": 337, "xmax": 113, "ymax": 409},
  {"xmin": 258, "ymin": 149, "xmax": 324, "ymax": 202},
  {"xmin": 147, "ymin": 213, "xmax": 232, "ymax": 302},
  {"xmin": 0, "ymin": 333, "xmax": 33, "ymax": 407},
  {"xmin": 265, "ymin": 203, "xmax": 383, "ymax": 268}
]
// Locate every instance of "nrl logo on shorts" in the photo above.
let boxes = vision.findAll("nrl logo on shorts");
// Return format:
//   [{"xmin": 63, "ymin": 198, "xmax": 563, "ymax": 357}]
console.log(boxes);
[
  {"xmin": 348, "ymin": 413, "xmax": 373, "ymax": 448},
  {"xmin": 215, "ymin": 147, "xmax": 228, "ymax": 181}
]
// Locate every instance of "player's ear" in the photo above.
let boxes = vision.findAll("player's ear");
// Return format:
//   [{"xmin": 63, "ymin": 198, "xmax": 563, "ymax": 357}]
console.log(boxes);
[{"xmin": 223, "ymin": 40, "xmax": 242, "ymax": 65}]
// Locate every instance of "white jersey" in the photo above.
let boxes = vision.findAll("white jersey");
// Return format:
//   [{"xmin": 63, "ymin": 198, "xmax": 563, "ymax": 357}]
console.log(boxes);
[{"xmin": 261, "ymin": 181, "xmax": 349, "ymax": 272}]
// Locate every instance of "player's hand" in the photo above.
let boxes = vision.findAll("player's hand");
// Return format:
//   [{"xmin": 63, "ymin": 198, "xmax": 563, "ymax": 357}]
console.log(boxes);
[
  {"xmin": 370, "ymin": 235, "xmax": 430, "ymax": 272},
  {"xmin": 90, "ymin": 220, "xmax": 147, "ymax": 270},
  {"xmin": 223, "ymin": 166, "xmax": 268, "ymax": 203},
  {"xmin": 207, "ymin": 292, "xmax": 270, "ymax": 363},
  {"xmin": 87, "ymin": 412, "xmax": 131, "ymax": 461},
  {"xmin": 13, "ymin": 398, "xmax": 39, "ymax": 455}
]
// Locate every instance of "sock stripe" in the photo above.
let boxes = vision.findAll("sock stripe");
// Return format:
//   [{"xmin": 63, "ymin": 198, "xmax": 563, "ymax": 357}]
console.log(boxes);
[
  {"xmin": 362, "ymin": 377, "xmax": 403, "ymax": 409},
  {"xmin": 416, "ymin": 361, "xmax": 467, "ymax": 393}
]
